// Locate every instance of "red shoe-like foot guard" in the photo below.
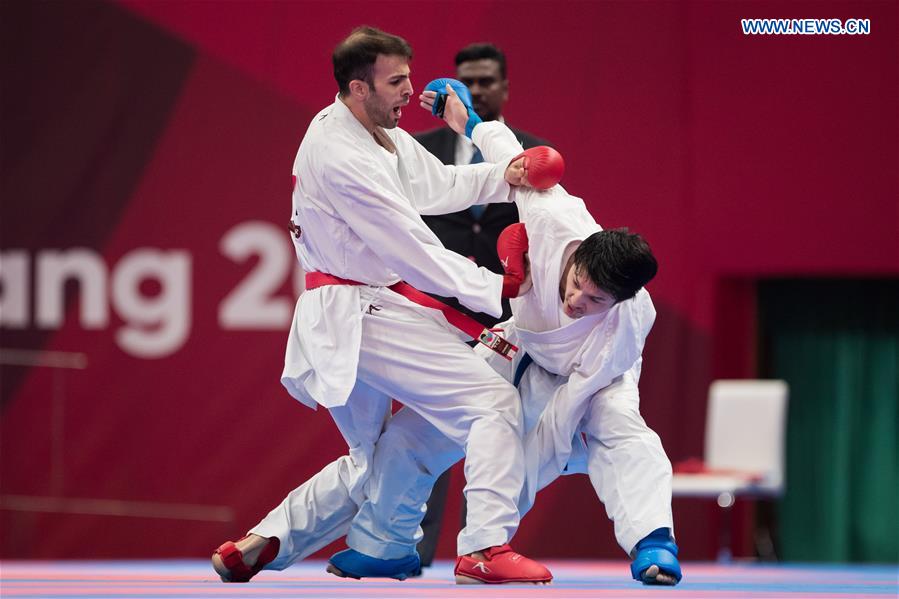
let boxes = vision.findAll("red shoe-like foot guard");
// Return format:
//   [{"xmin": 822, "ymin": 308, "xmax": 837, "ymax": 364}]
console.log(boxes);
[
  {"xmin": 212, "ymin": 535, "xmax": 280, "ymax": 583},
  {"xmin": 454, "ymin": 544, "xmax": 552, "ymax": 584}
]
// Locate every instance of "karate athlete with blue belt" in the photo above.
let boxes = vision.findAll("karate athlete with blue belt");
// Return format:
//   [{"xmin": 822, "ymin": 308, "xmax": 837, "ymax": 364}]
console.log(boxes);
[{"xmin": 340, "ymin": 79, "xmax": 682, "ymax": 585}]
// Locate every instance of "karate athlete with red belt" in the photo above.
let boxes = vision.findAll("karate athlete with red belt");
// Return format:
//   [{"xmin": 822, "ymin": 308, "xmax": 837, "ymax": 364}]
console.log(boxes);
[
  {"xmin": 211, "ymin": 28, "xmax": 552, "ymax": 585},
  {"xmin": 338, "ymin": 79, "xmax": 682, "ymax": 585}
]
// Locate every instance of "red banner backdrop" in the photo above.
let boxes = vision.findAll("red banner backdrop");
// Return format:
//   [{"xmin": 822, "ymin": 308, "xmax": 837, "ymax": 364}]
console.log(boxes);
[{"xmin": 1, "ymin": 0, "xmax": 896, "ymax": 560}]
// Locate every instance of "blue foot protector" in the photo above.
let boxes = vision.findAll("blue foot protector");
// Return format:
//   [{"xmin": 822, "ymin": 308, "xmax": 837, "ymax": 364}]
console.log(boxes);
[
  {"xmin": 630, "ymin": 528, "xmax": 682, "ymax": 585},
  {"xmin": 327, "ymin": 548, "xmax": 421, "ymax": 581}
]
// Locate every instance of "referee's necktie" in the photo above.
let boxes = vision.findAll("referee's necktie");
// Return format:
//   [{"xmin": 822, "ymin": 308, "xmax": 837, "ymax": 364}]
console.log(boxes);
[{"xmin": 468, "ymin": 148, "xmax": 486, "ymax": 220}]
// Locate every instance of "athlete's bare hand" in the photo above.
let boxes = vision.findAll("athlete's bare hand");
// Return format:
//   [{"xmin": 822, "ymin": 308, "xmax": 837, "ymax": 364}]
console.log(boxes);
[{"xmin": 504, "ymin": 155, "xmax": 532, "ymax": 187}]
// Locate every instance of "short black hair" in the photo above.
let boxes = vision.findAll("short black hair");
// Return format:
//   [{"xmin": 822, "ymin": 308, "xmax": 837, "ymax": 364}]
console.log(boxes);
[
  {"xmin": 573, "ymin": 229, "xmax": 658, "ymax": 302},
  {"xmin": 454, "ymin": 43, "xmax": 507, "ymax": 79},
  {"xmin": 333, "ymin": 26, "xmax": 412, "ymax": 96}
]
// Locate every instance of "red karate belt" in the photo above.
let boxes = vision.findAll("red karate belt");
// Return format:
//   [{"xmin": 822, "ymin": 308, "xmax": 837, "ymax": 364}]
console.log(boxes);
[{"xmin": 305, "ymin": 272, "xmax": 518, "ymax": 361}]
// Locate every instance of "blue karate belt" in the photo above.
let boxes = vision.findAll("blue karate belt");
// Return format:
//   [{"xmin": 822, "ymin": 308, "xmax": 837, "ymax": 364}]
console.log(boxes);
[{"xmin": 513, "ymin": 352, "xmax": 533, "ymax": 387}]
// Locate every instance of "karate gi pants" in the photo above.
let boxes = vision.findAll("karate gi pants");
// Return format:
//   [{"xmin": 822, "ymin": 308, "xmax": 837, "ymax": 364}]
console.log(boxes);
[
  {"xmin": 249, "ymin": 285, "xmax": 525, "ymax": 566},
  {"xmin": 336, "ymin": 356, "xmax": 675, "ymax": 559}
]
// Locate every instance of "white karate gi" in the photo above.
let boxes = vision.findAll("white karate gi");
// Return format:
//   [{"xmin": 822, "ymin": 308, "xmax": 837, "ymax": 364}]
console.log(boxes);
[
  {"xmin": 249, "ymin": 97, "xmax": 529, "ymax": 566},
  {"xmin": 348, "ymin": 121, "xmax": 675, "ymax": 557}
]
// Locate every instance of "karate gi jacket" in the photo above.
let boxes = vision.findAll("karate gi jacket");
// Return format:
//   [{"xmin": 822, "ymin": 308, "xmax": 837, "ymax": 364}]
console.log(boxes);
[
  {"xmin": 471, "ymin": 121, "xmax": 657, "ymax": 495},
  {"xmin": 281, "ymin": 98, "xmax": 514, "ymax": 409}
]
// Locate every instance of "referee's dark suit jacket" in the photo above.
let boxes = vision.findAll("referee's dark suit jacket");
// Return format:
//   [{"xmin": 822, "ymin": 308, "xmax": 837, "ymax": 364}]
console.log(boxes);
[{"xmin": 415, "ymin": 125, "xmax": 551, "ymax": 326}]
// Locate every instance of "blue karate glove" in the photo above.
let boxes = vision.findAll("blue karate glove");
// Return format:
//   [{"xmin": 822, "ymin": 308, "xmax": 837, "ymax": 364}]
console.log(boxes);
[{"xmin": 424, "ymin": 78, "xmax": 483, "ymax": 139}]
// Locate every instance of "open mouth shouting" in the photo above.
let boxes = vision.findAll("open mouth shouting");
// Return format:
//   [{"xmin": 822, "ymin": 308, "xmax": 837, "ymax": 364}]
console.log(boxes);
[{"xmin": 392, "ymin": 98, "xmax": 409, "ymax": 120}]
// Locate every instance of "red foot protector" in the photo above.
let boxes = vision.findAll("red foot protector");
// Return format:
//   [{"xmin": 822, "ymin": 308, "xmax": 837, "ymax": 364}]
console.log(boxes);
[
  {"xmin": 454, "ymin": 544, "xmax": 552, "ymax": 584},
  {"xmin": 212, "ymin": 536, "xmax": 280, "ymax": 583}
]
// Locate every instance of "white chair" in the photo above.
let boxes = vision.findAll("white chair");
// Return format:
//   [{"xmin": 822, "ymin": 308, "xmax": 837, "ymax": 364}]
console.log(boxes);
[{"xmin": 672, "ymin": 379, "xmax": 789, "ymax": 560}]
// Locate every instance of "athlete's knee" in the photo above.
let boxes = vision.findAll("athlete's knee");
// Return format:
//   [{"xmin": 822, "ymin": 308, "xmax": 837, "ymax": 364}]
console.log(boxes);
[
  {"xmin": 492, "ymin": 380, "xmax": 524, "ymax": 431},
  {"xmin": 464, "ymin": 379, "xmax": 523, "ymax": 436},
  {"xmin": 588, "ymin": 398, "xmax": 653, "ymax": 447},
  {"xmin": 376, "ymin": 416, "xmax": 461, "ymax": 478},
  {"xmin": 335, "ymin": 449, "xmax": 375, "ymax": 505}
]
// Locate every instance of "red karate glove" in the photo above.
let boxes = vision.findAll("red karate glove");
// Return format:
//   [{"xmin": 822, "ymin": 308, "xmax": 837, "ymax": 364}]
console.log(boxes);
[
  {"xmin": 498, "ymin": 223, "xmax": 529, "ymax": 298},
  {"xmin": 511, "ymin": 146, "xmax": 565, "ymax": 190}
]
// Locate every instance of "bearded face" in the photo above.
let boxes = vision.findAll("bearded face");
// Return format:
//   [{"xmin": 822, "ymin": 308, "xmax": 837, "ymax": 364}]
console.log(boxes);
[{"xmin": 362, "ymin": 54, "xmax": 412, "ymax": 129}]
